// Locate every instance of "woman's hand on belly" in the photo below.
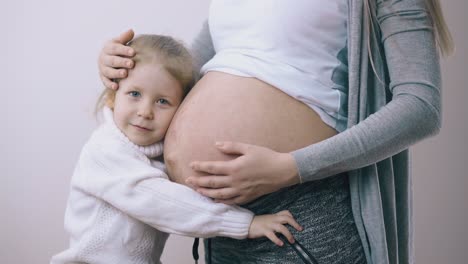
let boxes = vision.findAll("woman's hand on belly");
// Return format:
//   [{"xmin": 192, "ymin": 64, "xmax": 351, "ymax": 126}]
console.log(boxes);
[{"xmin": 186, "ymin": 141, "xmax": 301, "ymax": 204}]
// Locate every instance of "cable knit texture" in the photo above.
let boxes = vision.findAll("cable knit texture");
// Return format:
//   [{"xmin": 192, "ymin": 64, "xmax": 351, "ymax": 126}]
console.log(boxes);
[{"xmin": 51, "ymin": 107, "xmax": 253, "ymax": 264}]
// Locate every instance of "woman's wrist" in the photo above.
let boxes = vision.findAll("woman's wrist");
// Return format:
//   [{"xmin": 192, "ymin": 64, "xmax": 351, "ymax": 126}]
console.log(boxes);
[{"xmin": 279, "ymin": 153, "xmax": 301, "ymax": 187}]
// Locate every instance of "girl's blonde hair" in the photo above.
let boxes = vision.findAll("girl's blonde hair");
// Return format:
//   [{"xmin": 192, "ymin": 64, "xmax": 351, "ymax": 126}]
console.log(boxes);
[{"xmin": 95, "ymin": 34, "xmax": 195, "ymax": 114}]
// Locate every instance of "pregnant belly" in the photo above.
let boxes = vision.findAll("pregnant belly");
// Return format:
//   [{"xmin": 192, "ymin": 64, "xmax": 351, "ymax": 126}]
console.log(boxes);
[{"xmin": 164, "ymin": 71, "xmax": 337, "ymax": 185}]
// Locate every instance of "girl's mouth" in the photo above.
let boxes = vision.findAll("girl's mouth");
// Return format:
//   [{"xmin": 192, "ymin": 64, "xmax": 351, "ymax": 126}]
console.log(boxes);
[{"xmin": 132, "ymin": 124, "xmax": 152, "ymax": 131}]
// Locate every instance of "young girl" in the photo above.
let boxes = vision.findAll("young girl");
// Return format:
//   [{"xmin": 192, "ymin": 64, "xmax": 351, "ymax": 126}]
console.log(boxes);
[{"xmin": 51, "ymin": 34, "xmax": 302, "ymax": 264}]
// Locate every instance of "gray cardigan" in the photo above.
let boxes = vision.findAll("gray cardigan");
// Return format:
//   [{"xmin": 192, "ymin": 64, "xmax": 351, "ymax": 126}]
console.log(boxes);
[{"xmin": 190, "ymin": 0, "xmax": 441, "ymax": 263}]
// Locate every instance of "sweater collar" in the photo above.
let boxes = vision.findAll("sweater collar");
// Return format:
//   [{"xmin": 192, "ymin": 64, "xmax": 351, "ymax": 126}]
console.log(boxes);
[{"xmin": 102, "ymin": 107, "xmax": 164, "ymax": 158}]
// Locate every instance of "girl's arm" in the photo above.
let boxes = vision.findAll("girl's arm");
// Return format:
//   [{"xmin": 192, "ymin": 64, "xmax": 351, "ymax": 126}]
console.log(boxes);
[
  {"xmin": 73, "ymin": 140, "xmax": 302, "ymax": 243},
  {"xmin": 188, "ymin": 1, "xmax": 441, "ymax": 204},
  {"xmin": 72, "ymin": 141, "xmax": 253, "ymax": 239}
]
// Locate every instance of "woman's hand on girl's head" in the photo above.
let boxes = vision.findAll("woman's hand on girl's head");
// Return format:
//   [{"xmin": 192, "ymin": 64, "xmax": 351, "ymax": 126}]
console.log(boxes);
[
  {"xmin": 248, "ymin": 210, "xmax": 303, "ymax": 246},
  {"xmin": 98, "ymin": 29, "xmax": 136, "ymax": 90},
  {"xmin": 186, "ymin": 141, "xmax": 301, "ymax": 205}
]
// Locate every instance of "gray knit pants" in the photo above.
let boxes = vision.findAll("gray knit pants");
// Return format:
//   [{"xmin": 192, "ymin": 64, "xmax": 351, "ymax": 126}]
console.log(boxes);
[{"xmin": 204, "ymin": 172, "xmax": 366, "ymax": 264}]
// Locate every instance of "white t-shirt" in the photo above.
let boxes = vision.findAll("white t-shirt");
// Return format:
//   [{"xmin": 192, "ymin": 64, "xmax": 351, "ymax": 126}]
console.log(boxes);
[{"xmin": 201, "ymin": 0, "xmax": 349, "ymax": 132}]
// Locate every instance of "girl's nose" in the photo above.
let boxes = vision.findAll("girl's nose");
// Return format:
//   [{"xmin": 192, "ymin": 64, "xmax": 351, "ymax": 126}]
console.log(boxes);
[{"xmin": 137, "ymin": 105, "xmax": 154, "ymax": 119}]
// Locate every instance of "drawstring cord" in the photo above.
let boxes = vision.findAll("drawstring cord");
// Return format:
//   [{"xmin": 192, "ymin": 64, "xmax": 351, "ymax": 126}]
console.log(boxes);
[
  {"xmin": 192, "ymin": 238, "xmax": 212, "ymax": 264},
  {"xmin": 281, "ymin": 235, "xmax": 319, "ymax": 264},
  {"xmin": 192, "ymin": 236, "xmax": 318, "ymax": 264},
  {"xmin": 207, "ymin": 238, "xmax": 212, "ymax": 264},
  {"xmin": 192, "ymin": 238, "xmax": 199, "ymax": 264}
]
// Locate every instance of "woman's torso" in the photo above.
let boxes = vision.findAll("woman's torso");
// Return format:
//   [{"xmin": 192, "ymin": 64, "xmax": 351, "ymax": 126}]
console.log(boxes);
[
  {"xmin": 203, "ymin": 0, "xmax": 350, "ymax": 132},
  {"xmin": 163, "ymin": 0, "xmax": 366, "ymax": 262},
  {"xmin": 162, "ymin": 73, "xmax": 366, "ymax": 263},
  {"xmin": 165, "ymin": 0, "xmax": 349, "ymax": 182}
]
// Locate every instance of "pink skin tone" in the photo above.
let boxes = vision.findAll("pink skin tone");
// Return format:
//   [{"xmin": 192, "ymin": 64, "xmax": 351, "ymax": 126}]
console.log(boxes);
[{"xmin": 113, "ymin": 63, "xmax": 183, "ymax": 146}]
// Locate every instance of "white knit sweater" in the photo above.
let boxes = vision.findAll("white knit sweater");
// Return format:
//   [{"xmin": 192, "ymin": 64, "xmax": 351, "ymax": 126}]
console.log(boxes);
[{"xmin": 51, "ymin": 108, "xmax": 254, "ymax": 264}]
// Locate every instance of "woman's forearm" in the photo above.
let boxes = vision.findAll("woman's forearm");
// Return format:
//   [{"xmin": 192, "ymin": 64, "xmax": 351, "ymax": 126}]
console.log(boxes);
[{"xmin": 293, "ymin": 20, "xmax": 441, "ymax": 182}]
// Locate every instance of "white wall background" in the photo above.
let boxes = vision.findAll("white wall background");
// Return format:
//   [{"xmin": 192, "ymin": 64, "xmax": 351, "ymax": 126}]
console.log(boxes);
[{"xmin": 1, "ymin": 1, "xmax": 466, "ymax": 263}]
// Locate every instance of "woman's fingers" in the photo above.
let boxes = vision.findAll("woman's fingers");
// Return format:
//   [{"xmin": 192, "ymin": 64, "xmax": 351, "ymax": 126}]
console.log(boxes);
[
  {"xmin": 215, "ymin": 141, "xmax": 253, "ymax": 155},
  {"xmin": 101, "ymin": 65, "xmax": 128, "ymax": 80},
  {"xmin": 113, "ymin": 29, "xmax": 135, "ymax": 45},
  {"xmin": 186, "ymin": 175, "xmax": 231, "ymax": 189},
  {"xmin": 190, "ymin": 160, "xmax": 230, "ymax": 175},
  {"xmin": 104, "ymin": 41, "xmax": 133, "ymax": 57},
  {"xmin": 195, "ymin": 187, "xmax": 238, "ymax": 200},
  {"xmin": 99, "ymin": 66, "xmax": 127, "ymax": 90},
  {"xmin": 105, "ymin": 29, "xmax": 135, "ymax": 56},
  {"xmin": 100, "ymin": 75, "xmax": 117, "ymax": 90},
  {"xmin": 98, "ymin": 30, "xmax": 135, "ymax": 89},
  {"xmin": 102, "ymin": 54, "xmax": 134, "ymax": 69},
  {"xmin": 213, "ymin": 197, "xmax": 240, "ymax": 205},
  {"xmin": 99, "ymin": 65, "xmax": 126, "ymax": 90},
  {"xmin": 101, "ymin": 43, "xmax": 134, "ymax": 70}
]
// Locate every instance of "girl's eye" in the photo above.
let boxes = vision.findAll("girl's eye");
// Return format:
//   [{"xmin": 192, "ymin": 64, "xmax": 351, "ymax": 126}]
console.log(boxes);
[
  {"xmin": 129, "ymin": 91, "xmax": 141, "ymax": 97},
  {"xmin": 157, "ymin": 99, "xmax": 169, "ymax": 105}
]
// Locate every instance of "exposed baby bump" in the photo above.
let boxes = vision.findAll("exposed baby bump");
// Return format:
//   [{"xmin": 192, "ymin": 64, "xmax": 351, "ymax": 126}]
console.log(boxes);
[{"xmin": 164, "ymin": 71, "xmax": 337, "ymax": 185}]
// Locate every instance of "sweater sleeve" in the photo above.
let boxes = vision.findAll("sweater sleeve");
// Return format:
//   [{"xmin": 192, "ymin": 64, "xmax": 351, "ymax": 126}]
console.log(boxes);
[
  {"xmin": 291, "ymin": 1, "xmax": 441, "ymax": 182},
  {"xmin": 73, "ymin": 142, "xmax": 253, "ymax": 239}
]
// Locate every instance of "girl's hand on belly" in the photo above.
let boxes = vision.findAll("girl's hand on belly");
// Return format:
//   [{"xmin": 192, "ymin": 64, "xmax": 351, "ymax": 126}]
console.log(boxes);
[{"xmin": 186, "ymin": 141, "xmax": 301, "ymax": 204}]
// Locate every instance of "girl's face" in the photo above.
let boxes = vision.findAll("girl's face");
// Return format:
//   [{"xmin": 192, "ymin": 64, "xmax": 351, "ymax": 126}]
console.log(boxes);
[{"xmin": 113, "ymin": 63, "xmax": 183, "ymax": 146}]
